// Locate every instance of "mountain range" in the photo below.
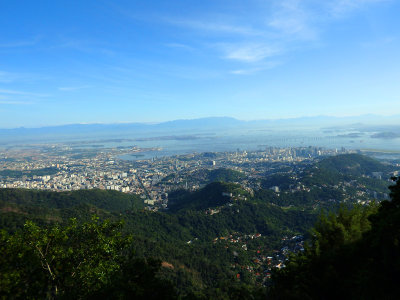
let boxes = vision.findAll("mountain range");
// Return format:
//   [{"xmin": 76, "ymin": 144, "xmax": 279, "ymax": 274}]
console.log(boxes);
[{"xmin": 1, "ymin": 115, "xmax": 400, "ymax": 145}]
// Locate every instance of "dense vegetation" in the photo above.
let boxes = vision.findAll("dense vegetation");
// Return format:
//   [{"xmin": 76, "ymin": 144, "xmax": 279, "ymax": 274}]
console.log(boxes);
[
  {"xmin": 316, "ymin": 153, "xmax": 392, "ymax": 176},
  {"xmin": 270, "ymin": 177, "xmax": 400, "ymax": 300},
  {"xmin": 0, "ymin": 183, "xmax": 314, "ymax": 298},
  {"xmin": 0, "ymin": 167, "xmax": 59, "ymax": 179},
  {"xmin": 167, "ymin": 182, "xmax": 249, "ymax": 211},
  {"xmin": 0, "ymin": 154, "xmax": 399, "ymax": 298},
  {"xmin": 0, "ymin": 189, "xmax": 144, "ymax": 232},
  {"xmin": 186, "ymin": 168, "xmax": 245, "ymax": 185},
  {"xmin": 0, "ymin": 216, "xmax": 176, "ymax": 299}
]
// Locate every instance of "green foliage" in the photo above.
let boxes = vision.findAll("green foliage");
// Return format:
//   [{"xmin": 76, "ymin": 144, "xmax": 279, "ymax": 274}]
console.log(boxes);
[
  {"xmin": 0, "ymin": 188, "xmax": 144, "ymax": 231},
  {"xmin": 0, "ymin": 154, "xmax": 397, "ymax": 298},
  {"xmin": 0, "ymin": 216, "xmax": 175, "ymax": 299},
  {"xmin": 190, "ymin": 168, "xmax": 245, "ymax": 185},
  {"xmin": 270, "ymin": 177, "xmax": 400, "ymax": 299},
  {"xmin": 0, "ymin": 188, "xmax": 144, "ymax": 212},
  {"xmin": 0, "ymin": 185, "xmax": 314, "ymax": 298},
  {"xmin": 0, "ymin": 167, "xmax": 59, "ymax": 178},
  {"xmin": 261, "ymin": 174, "xmax": 296, "ymax": 190},
  {"xmin": 316, "ymin": 153, "xmax": 391, "ymax": 177},
  {"xmin": 255, "ymin": 186, "xmax": 345, "ymax": 208},
  {"xmin": 0, "ymin": 216, "xmax": 126, "ymax": 298},
  {"xmin": 206, "ymin": 168, "xmax": 245, "ymax": 183},
  {"xmin": 168, "ymin": 182, "xmax": 249, "ymax": 212},
  {"xmin": 311, "ymin": 204, "xmax": 378, "ymax": 255}
]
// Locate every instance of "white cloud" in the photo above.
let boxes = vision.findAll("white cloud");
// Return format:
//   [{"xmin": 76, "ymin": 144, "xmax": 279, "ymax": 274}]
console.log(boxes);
[
  {"xmin": 327, "ymin": 0, "xmax": 389, "ymax": 16},
  {"xmin": 267, "ymin": 0, "xmax": 317, "ymax": 41},
  {"xmin": 0, "ymin": 100, "xmax": 32, "ymax": 105},
  {"xmin": 0, "ymin": 37, "xmax": 40, "ymax": 48},
  {"xmin": 0, "ymin": 88, "xmax": 48, "ymax": 97},
  {"xmin": 222, "ymin": 44, "xmax": 282, "ymax": 62},
  {"xmin": 165, "ymin": 43, "xmax": 194, "ymax": 51},
  {"xmin": 48, "ymin": 38, "xmax": 115, "ymax": 57},
  {"xmin": 230, "ymin": 61, "xmax": 282, "ymax": 75},
  {"xmin": 165, "ymin": 18, "xmax": 262, "ymax": 36},
  {"xmin": 123, "ymin": 0, "xmax": 392, "ymax": 70},
  {"xmin": 58, "ymin": 86, "xmax": 91, "ymax": 91},
  {"xmin": 0, "ymin": 70, "xmax": 46, "ymax": 84},
  {"xmin": 0, "ymin": 71, "xmax": 18, "ymax": 83}
]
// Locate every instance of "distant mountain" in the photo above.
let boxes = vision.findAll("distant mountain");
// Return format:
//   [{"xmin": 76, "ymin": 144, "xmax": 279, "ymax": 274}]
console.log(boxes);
[
  {"xmin": 0, "ymin": 117, "xmax": 243, "ymax": 144},
  {"xmin": 155, "ymin": 116, "xmax": 242, "ymax": 129},
  {"xmin": 1, "ymin": 115, "xmax": 400, "ymax": 145}
]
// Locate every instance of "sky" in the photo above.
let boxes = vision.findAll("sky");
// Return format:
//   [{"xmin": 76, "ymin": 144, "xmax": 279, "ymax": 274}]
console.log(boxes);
[{"xmin": 1, "ymin": 0, "xmax": 400, "ymax": 128}]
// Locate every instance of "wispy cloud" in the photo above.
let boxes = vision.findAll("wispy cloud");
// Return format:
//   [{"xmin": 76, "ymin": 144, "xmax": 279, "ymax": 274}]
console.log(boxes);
[
  {"xmin": 327, "ymin": 0, "xmax": 390, "ymax": 17},
  {"xmin": 0, "ymin": 70, "xmax": 47, "ymax": 84},
  {"xmin": 0, "ymin": 100, "xmax": 33, "ymax": 105},
  {"xmin": 0, "ymin": 71, "xmax": 20, "ymax": 83},
  {"xmin": 267, "ymin": 0, "xmax": 317, "ymax": 41},
  {"xmin": 221, "ymin": 44, "xmax": 282, "ymax": 62},
  {"xmin": 0, "ymin": 36, "xmax": 41, "ymax": 48},
  {"xmin": 230, "ymin": 61, "xmax": 282, "ymax": 75},
  {"xmin": 0, "ymin": 95, "xmax": 33, "ymax": 105},
  {"xmin": 165, "ymin": 18, "xmax": 262, "ymax": 36},
  {"xmin": 160, "ymin": 0, "xmax": 389, "ymax": 69},
  {"xmin": 58, "ymin": 85, "xmax": 91, "ymax": 91},
  {"xmin": 360, "ymin": 36, "xmax": 396, "ymax": 48},
  {"xmin": 165, "ymin": 43, "xmax": 194, "ymax": 51},
  {"xmin": 49, "ymin": 38, "xmax": 116, "ymax": 56},
  {"xmin": 0, "ymin": 88, "xmax": 48, "ymax": 97}
]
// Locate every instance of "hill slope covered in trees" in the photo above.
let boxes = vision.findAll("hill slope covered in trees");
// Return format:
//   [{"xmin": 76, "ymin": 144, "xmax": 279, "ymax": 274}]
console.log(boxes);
[{"xmin": 0, "ymin": 154, "xmax": 399, "ymax": 298}]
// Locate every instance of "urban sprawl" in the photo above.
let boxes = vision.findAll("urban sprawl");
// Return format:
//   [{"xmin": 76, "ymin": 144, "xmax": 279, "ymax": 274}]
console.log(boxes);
[{"xmin": 1, "ymin": 145, "xmax": 364, "ymax": 209}]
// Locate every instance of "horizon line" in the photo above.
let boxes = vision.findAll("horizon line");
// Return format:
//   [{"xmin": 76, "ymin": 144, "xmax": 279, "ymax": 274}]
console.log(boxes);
[{"xmin": 1, "ymin": 113, "xmax": 400, "ymax": 130}]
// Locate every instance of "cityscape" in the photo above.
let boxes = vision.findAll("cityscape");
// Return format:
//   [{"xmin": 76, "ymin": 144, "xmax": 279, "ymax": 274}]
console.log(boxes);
[
  {"xmin": 2, "ymin": 142, "xmax": 399, "ymax": 289},
  {"xmin": 1, "ymin": 0, "xmax": 400, "ymax": 297},
  {"xmin": 1, "ymin": 145, "xmax": 351, "ymax": 203}
]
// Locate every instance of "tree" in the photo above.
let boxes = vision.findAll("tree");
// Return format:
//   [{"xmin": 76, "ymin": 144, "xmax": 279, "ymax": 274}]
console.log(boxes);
[
  {"xmin": 0, "ymin": 216, "xmax": 176, "ymax": 299},
  {"xmin": 270, "ymin": 177, "xmax": 400, "ymax": 299}
]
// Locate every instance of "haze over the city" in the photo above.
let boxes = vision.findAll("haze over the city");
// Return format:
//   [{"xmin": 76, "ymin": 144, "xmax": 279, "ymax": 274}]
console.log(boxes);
[{"xmin": 1, "ymin": 0, "xmax": 400, "ymax": 128}]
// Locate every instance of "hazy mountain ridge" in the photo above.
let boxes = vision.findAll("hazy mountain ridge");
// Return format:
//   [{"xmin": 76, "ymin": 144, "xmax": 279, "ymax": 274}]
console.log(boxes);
[
  {"xmin": 2, "ymin": 115, "xmax": 400, "ymax": 144},
  {"xmin": 2, "ymin": 114, "xmax": 400, "ymax": 133}
]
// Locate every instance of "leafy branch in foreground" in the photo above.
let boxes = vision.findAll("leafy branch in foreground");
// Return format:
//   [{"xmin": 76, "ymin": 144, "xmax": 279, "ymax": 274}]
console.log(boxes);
[{"xmin": 0, "ymin": 216, "xmax": 175, "ymax": 299}]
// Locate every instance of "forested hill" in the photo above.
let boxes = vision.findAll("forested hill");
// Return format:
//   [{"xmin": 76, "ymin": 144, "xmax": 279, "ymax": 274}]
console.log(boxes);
[
  {"xmin": 0, "ymin": 153, "xmax": 398, "ymax": 298},
  {"xmin": 0, "ymin": 189, "xmax": 144, "ymax": 231},
  {"xmin": 0, "ymin": 188, "xmax": 144, "ymax": 211},
  {"xmin": 316, "ymin": 153, "xmax": 392, "ymax": 176},
  {"xmin": 192, "ymin": 168, "xmax": 245, "ymax": 184},
  {"xmin": 0, "ymin": 183, "xmax": 316, "ymax": 298},
  {"xmin": 270, "ymin": 176, "xmax": 400, "ymax": 299},
  {"xmin": 167, "ymin": 181, "xmax": 250, "ymax": 212}
]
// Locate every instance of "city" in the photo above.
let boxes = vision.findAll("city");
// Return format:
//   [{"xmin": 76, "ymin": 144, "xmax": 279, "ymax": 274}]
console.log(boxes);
[{"xmin": 1, "ymin": 145, "xmax": 354, "ymax": 207}]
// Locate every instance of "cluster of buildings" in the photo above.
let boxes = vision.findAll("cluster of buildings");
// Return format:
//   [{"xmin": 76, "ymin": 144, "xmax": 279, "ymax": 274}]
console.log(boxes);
[
  {"xmin": 211, "ymin": 231, "xmax": 304, "ymax": 285},
  {"xmin": 0, "ymin": 143, "xmax": 355, "ymax": 208},
  {"xmin": 1, "ymin": 142, "xmax": 397, "ymax": 285}
]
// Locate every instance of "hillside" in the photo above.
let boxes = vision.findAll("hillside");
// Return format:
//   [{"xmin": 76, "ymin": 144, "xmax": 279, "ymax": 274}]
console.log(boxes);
[
  {"xmin": 0, "ymin": 189, "xmax": 144, "ymax": 231},
  {"xmin": 257, "ymin": 154, "xmax": 394, "ymax": 208},
  {"xmin": 0, "ymin": 185, "xmax": 315, "ymax": 298},
  {"xmin": 202, "ymin": 168, "xmax": 245, "ymax": 183},
  {"xmin": 0, "ymin": 154, "xmax": 397, "ymax": 298},
  {"xmin": 167, "ymin": 181, "xmax": 249, "ymax": 212},
  {"xmin": 271, "ymin": 177, "xmax": 400, "ymax": 299},
  {"xmin": 316, "ymin": 153, "xmax": 392, "ymax": 176}
]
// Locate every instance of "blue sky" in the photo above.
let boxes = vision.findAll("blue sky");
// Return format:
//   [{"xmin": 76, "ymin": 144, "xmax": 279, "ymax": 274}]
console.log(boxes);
[{"xmin": 1, "ymin": 0, "xmax": 400, "ymax": 128}]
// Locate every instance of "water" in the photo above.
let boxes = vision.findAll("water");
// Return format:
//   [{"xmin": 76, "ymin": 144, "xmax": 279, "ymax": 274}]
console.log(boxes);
[
  {"xmin": 116, "ymin": 129, "xmax": 400, "ymax": 161},
  {"xmin": 2, "ymin": 127, "xmax": 400, "ymax": 160}
]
